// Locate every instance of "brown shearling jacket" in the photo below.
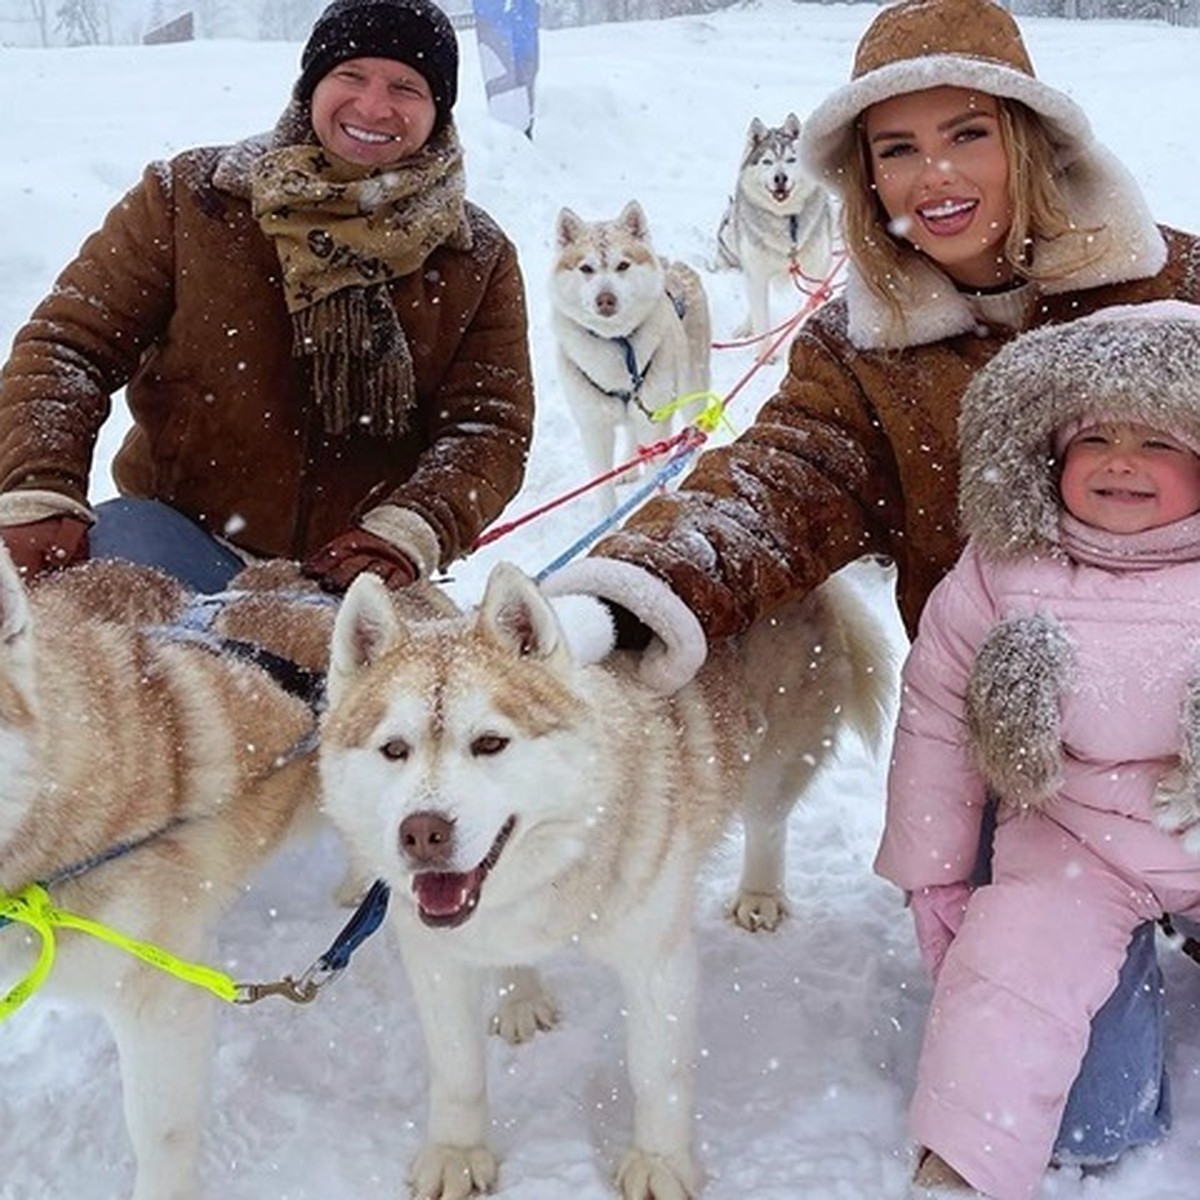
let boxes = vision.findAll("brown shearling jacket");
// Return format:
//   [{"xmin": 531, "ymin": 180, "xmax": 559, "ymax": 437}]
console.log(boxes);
[
  {"xmin": 592, "ymin": 226, "xmax": 1200, "ymax": 639},
  {"xmin": 0, "ymin": 144, "xmax": 534, "ymax": 569}
]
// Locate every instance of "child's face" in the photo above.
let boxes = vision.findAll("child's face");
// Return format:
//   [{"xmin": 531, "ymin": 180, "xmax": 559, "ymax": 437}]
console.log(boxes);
[{"xmin": 1060, "ymin": 422, "xmax": 1200, "ymax": 534}]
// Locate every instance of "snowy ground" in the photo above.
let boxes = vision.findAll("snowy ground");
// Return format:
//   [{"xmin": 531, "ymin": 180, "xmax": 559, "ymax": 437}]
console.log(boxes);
[{"xmin": 1, "ymin": 4, "xmax": 1199, "ymax": 1198}]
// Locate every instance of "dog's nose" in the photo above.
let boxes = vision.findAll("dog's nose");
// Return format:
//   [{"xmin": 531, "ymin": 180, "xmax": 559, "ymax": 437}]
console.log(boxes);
[
  {"xmin": 399, "ymin": 810, "xmax": 456, "ymax": 865},
  {"xmin": 594, "ymin": 289, "xmax": 618, "ymax": 317}
]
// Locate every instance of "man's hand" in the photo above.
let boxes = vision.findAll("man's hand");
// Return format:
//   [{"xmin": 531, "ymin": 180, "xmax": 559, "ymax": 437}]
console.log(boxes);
[
  {"xmin": 301, "ymin": 528, "xmax": 417, "ymax": 594},
  {"xmin": 0, "ymin": 515, "xmax": 90, "ymax": 583}
]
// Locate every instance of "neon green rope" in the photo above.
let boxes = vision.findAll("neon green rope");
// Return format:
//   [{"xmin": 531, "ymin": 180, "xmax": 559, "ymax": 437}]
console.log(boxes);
[{"xmin": 0, "ymin": 883, "xmax": 239, "ymax": 1021}]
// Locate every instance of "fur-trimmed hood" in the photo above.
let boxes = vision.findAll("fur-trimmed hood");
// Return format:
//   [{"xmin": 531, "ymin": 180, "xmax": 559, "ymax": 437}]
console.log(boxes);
[
  {"xmin": 958, "ymin": 300, "xmax": 1200, "ymax": 558},
  {"xmin": 798, "ymin": 0, "xmax": 1166, "ymax": 350}
]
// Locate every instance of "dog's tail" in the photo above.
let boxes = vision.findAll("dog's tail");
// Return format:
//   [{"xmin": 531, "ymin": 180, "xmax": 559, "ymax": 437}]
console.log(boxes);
[
  {"xmin": 821, "ymin": 570, "xmax": 899, "ymax": 757},
  {"xmin": 712, "ymin": 197, "xmax": 740, "ymax": 271}
]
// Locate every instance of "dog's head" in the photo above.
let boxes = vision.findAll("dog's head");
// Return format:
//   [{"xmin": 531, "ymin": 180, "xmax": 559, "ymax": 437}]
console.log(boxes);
[
  {"xmin": 319, "ymin": 563, "xmax": 601, "ymax": 930},
  {"xmin": 549, "ymin": 200, "xmax": 666, "ymax": 336},
  {"xmin": 740, "ymin": 113, "xmax": 813, "ymax": 206},
  {"xmin": 0, "ymin": 542, "xmax": 42, "ymax": 844}
]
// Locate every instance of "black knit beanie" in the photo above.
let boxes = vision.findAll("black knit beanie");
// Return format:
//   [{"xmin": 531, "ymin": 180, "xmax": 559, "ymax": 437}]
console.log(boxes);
[{"xmin": 296, "ymin": 0, "xmax": 459, "ymax": 133}]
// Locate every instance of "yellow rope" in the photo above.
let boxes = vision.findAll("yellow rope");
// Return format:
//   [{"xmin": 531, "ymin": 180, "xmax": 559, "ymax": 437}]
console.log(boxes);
[{"xmin": 0, "ymin": 883, "xmax": 239, "ymax": 1021}]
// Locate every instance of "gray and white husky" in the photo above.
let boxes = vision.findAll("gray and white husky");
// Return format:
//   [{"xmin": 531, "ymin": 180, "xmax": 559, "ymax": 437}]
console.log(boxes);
[{"xmin": 716, "ymin": 113, "xmax": 835, "ymax": 355}]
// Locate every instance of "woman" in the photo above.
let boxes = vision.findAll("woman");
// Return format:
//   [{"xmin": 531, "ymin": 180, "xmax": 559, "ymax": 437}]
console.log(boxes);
[
  {"xmin": 0, "ymin": 0, "xmax": 534, "ymax": 594},
  {"xmin": 542, "ymin": 0, "xmax": 1199, "ymax": 1179}
]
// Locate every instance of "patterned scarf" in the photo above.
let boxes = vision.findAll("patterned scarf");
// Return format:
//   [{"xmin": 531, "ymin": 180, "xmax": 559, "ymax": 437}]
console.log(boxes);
[{"xmin": 249, "ymin": 122, "xmax": 472, "ymax": 437}]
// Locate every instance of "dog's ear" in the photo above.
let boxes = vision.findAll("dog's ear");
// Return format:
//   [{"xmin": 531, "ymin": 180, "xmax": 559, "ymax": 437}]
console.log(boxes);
[
  {"xmin": 747, "ymin": 116, "xmax": 768, "ymax": 143},
  {"xmin": 617, "ymin": 200, "xmax": 649, "ymax": 241},
  {"xmin": 328, "ymin": 573, "xmax": 402, "ymax": 698},
  {"xmin": 556, "ymin": 207, "xmax": 586, "ymax": 248},
  {"xmin": 479, "ymin": 562, "xmax": 564, "ymax": 663},
  {"xmin": 782, "ymin": 112, "xmax": 801, "ymax": 139},
  {"xmin": 0, "ymin": 540, "xmax": 31, "ymax": 649}
]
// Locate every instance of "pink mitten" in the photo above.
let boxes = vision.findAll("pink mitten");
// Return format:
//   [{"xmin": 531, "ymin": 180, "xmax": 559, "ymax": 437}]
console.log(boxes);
[{"xmin": 909, "ymin": 881, "xmax": 973, "ymax": 980}]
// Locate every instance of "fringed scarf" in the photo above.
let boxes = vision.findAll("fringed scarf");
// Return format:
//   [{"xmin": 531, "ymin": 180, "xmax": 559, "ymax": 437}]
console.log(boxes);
[{"xmin": 248, "ymin": 120, "xmax": 472, "ymax": 437}]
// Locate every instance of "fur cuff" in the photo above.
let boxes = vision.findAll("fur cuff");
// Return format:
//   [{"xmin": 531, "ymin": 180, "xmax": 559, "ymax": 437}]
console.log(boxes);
[
  {"xmin": 0, "ymin": 489, "xmax": 93, "ymax": 527},
  {"xmin": 544, "ymin": 594, "xmax": 617, "ymax": 665},
  {"xmin": 965, "ymin": 613, "xmax": 1075, "ymax": 810},
  {"xmin": 360, "ymin": 503, "xmax": 441, "ymax": 580},
  {"xmin": 540, "ymin": 557, "xmax": 707, "ymax": 695}
]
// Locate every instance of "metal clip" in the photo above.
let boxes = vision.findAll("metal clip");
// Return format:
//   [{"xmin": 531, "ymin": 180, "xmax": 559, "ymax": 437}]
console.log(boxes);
[
  {"xmin": 234, "ymin": 960, "xmax": 344, "ymax": 1006},
  {"xmin": 234, "ymin": 974, "xmax": 320, "ymax": 1006}
]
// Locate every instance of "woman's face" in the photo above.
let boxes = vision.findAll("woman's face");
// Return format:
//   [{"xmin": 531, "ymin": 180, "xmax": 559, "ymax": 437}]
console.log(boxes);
[
  {"xmin": 1060, "ymin": 422, "xmax": 1200, "ymax": 533},
  {"xmin": 311, "ymin": 56, "xmax": 437, "ymax": 168},
  {"xmin": 863, "ymin": 85, "xmax": 1013, "ymax": 289}
]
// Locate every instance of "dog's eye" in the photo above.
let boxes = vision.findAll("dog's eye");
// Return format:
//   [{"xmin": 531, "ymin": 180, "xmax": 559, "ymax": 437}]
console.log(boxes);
[
  {"xmin": 615, "ymin": 260, "xmax": 630, "ymax": 273},
  {"xmin": 471, "ymin": 734, "xmax": 509, "ymax": 757},
  {"xmin": 380, "ymin": 738, "xmax": 410, "ymax": 761},
  {"xmin": 579, "ymin": 263, "xmax": 595, "ymax": 275}
]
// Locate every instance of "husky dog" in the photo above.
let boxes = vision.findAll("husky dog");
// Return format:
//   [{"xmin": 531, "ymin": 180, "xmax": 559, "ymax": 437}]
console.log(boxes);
[
  {"xmin": 319, "ymin": 562, "xmax": 894, "ymax": 1199},
  {"xmin": 0, "ymin": 551, "xmax": 448, "ymax": 1200},
  {"xmin": 551, "ymin": 200, "xmax": 712, "ymax": 514},
  {"xmin": 716, "ymin": 114, "xmax": 835, "ymax": 355}
]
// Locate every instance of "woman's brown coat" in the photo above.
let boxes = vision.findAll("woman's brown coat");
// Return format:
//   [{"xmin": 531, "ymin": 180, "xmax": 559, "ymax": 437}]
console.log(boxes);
[{"xmin": 593, "ymin": 227, "xmax": 1200, "ymax": 638}]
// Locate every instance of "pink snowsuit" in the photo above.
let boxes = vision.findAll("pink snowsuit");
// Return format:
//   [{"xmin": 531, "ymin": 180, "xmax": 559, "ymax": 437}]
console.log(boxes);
[{"xmin": 877, "ymin": 535, "xmax": 1200, "ymax": 1200}]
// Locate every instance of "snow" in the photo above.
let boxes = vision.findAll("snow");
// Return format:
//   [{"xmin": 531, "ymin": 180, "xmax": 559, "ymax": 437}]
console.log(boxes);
[{"xmin": 1, "ymin": 3, "xmax": 1198, "ymax": 1197}]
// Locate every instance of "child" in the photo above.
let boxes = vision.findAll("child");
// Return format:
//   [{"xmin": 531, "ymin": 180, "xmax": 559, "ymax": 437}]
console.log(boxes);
[{"xmin": 875, "ymin": 300, "xmax": 1200, "ymax": 1200}]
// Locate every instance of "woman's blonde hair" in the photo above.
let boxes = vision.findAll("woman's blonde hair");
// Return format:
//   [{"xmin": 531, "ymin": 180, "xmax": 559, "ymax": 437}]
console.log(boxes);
[{"xmin": 841, "ymin": 97, "xmax": 1108, "ymax": 332}]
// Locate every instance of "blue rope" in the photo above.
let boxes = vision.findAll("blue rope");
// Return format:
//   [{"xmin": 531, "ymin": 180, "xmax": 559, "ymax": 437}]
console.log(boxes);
[
  {"xmin": 316, "ymin": 879, "xmax": 391, "ymax": 973},
  {"xmin": 535, "ymin": 437, "xmax": 702, "ymax": 582}
]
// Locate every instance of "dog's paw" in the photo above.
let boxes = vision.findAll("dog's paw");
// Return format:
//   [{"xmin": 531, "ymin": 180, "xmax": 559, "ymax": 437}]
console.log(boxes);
[
  {"xmin": 1152, "ymin": 768, "xmax": 1200, "ymax": 837},
  {"xmin": 491, "ymin": 967, "xmax": 559, "ymax": 1044},
  {"xmin": 492, "ymin": 991, "xmax": 559, "ymax": 1045},
  {"xmin": 410, "ymin": 1143, "xmax": 498, "ymax": 1200},
  {"xmin": 727, "ymin": 889, "xmax": 789, "ymax": 933},
  {"xmin": 616, "ymin": 1148, "xmax": 700, "ymax": 1200}
]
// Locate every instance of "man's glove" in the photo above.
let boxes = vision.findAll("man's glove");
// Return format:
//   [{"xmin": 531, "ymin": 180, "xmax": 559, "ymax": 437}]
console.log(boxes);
[
  {"xmin": 301, "ymin": 528, "xmax": 417, "ymax": 594},
  {"xmin": 0, "ymin": 515, "xmax": 90, "ymax": 583}
]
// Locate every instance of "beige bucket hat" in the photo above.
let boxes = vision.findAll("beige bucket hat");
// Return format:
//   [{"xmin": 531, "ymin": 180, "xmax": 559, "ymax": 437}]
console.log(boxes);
[
  {"xmin": 796, "ymin": 0, "xmax": 1166, "ymax": 351},
  {"xmin": 800, "ymin": 0, "xmax": 1094, "ymax": 186}
]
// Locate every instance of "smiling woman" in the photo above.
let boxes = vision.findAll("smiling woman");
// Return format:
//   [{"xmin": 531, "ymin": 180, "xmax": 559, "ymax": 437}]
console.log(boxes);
[
  {"xmin": 863, "ymin": 86, "xmax": 1012, "ymax": 291},
  {"xmin": 534, "ymin": 0, "xmax": 1200, "ymax": 1195}
]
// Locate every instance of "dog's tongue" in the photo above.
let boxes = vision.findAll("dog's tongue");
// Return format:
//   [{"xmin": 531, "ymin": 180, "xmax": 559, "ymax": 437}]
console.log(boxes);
[{"xmin": 412, "ymin": 868, "xmax": 484, "ymax": 927}]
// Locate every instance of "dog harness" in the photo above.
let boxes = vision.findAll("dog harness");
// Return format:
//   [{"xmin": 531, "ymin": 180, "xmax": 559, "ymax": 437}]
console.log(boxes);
[
  {"xmin": 583, "ymin": 288, "xmax": 691, "ymax": 419},
  {"xmin": 0, "ymin": 588, "xmax": 392, "ymax": 1021}
]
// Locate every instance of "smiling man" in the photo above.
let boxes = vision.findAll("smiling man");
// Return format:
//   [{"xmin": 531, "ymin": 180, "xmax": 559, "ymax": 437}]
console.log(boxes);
[{"xmin": 0, "ymin": 0, "xmax": 533, "ymax": 600}]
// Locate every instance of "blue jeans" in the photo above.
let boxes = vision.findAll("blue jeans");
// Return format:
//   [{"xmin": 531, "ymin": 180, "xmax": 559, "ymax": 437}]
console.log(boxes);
[
  {"xmin": 90, "ymin": 497, "xmax": 244, "ymax": 592},
  {"xmin": 973, "ymin": 801, "xmax": 1171, "ymax": 1162}
]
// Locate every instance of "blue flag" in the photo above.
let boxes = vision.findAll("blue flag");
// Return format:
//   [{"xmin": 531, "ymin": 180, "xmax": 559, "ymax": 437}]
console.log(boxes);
[{"xmin": 472, "ymin": 0, "xmax": 539, "ymax": 138}]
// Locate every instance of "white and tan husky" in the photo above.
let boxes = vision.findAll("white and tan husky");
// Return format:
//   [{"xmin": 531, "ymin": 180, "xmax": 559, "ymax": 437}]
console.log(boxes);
[
  {"xmin": 0, "ymin": 551, "xmax": 445, "ymax": 1200},
  {"xmin": 319, "ymin": 562, "xmax": 894, "ymax": 1199},
  {"xmin": 551, "ymin": 200, "xmax": 712, "ymax": 514},
  {"xmin": 716, "ymin": 114, "xmax": 835, "ymax": 356}
]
